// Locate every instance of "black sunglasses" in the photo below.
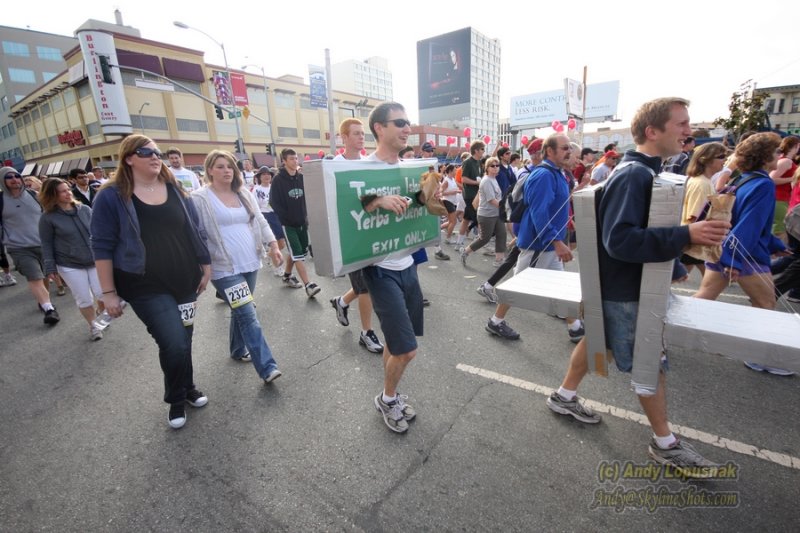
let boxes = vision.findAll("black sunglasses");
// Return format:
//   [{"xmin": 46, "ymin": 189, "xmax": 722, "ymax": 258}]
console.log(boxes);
[
  {"xmin": 487, "ymin": 164, "xmax": 500, "ymax": 168},
  {"xmin": 134, "ymin": 147, "xmax": 164, "ymax": 159},
  {"xmin": 4, "ymin": 173, "xmax": 22, "ymax": 179},
  {"xmin": 384, "ymin": 118, "xmax": 411, "ymax": 128}
]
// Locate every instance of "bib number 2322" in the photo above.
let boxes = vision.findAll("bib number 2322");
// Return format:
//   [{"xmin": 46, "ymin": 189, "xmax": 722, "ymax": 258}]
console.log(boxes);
[{"xmin": 224, "ymin": 281, "xmax": 254, "ymax": 309}]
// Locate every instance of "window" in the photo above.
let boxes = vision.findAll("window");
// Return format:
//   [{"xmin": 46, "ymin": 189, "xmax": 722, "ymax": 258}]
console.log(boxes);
[
  {"xmin": 277, "ymin": 127, "xmax": 297, "ymax": 137},
  {"xmin": 41, "ymin": 102, "xmax": 51, "ymax": 116},
  {"xmin": 8, "ymin": 68, "xmax": 36, "ymax": 84},
  {"xmin": 63, "ymin": 89, "xmax": 76, "ymax": 106},
  {"xmin": 16, "ymin": 118, "xmax": 23, "ymax": 128},
  {"xmin": 23, "ymin": 114, "xmax": 31, "ymax": 125},
  {"xmin": 39, "ymin": 139, "xmax": 49, "ymax": 150},
  {"xmin": 174, "ymin": 80, "xmax": 201, "ymax": 95},
  {"xmin": 76, "ymin": 81, "xmax": 92, "ymax": 99},
  {"xmin": 31, "ymin": 108, "xmax": 40, "ymax": 121},
  {"xmin": 51, "ymin": 96, "xmax": 63, "ymax": 111},
  {"xmin": 86, "ymin": 122, "xmax": 102, "ymax": 136},
  {"xmin": 765, "ymin": 99, "xmax": 776, "ymax": 114},
  {"xmin": 792, "ymin": 98, "xmax": 800, "ymax": 113},
  {"xmin": 49, "ymin": 135, "xmax": 58, "ymax": 147},
  {"xmin": 777, "ymin": 99, "xmax": 785, "ymax": 113},
  {"xmin": 0, "ymin": 96, "xmax": 6, "ymax": 112},
  {"xmin": 42, "ymin": 72, "xmax": 58, "ymax": 83},
  {"xmin": 300, "ymin": 97, "xmax": 313, "ymax": 110},
  {"xmin": 1, "ymin": 125, "xmax": 8, "ymax": 139},
  {"xmin": 2, "ymin": 41, "xmax": 30, "ymax": 57},
  {"xmin": 303, "ymin": 129, "xmax": 320, "ymax": 139},
  {"xmin": 274, "ymin": 92, "xmax": 295, "ymax": 109},
  {"xmin": 37, "ymin": 46, "xmax": 63, "ymax": 61},
  {"xmin": 136, "ymin": 116, "xmax": 168, "ymax": 131},
  {"xmin": 176, "ymin": 118, "xmax": 209, "ymax": 133}
]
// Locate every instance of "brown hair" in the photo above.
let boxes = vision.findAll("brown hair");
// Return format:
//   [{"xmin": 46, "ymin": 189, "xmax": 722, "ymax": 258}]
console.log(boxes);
[
  {"xmin": 630, "ymin": 97, "xmax": 690, "ymax": 145},
  {"xmin": 778, "ymin": 135, "xmax": 800, "ymax": 156},
  {"xmin": 39, "ymin": 178, "xmax": 75, "ymax": 213},
  {"xmin": 203, "ymin": 150, "xmax": 244, "ymax": 191},
  {"xmin": 686, "ymin": 142, "xmax": 727, "ymax": 178},
  {"xmin": 734, "ymin": 132, "xmax": 782, "ymax": 172},
  {"xmin": 107, "ymin": 135, "xmax": 183, "ymax": 199}
]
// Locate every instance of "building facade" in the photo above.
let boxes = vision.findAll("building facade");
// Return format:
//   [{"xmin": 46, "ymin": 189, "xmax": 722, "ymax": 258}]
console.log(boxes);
[
  {"xmin": 417, "ymin": 27, "xmax": 500, "ymax": 143},
  {"xmin": 9, "ymin": 20, "xmax": 385, "ymax": 176},
  {"xmin": 330, "ymin": 57, "xmax": 393, "ymax": 102},
  {"xmin": 755, "ymin": 84, "xmax": 800, "ymax": 135},
  {"xmin": 0, "ymin": 26, "xmax": 77, "ymax": 167}
]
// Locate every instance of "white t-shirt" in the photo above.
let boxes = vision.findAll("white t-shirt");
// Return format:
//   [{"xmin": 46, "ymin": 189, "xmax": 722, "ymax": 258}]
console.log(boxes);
[
  {"xmin": 333, "ymin": 153, "xmax": 364, "ymax": 161},
  {"xmin": 441, "ymin": 175, "xmax": 459, "ymax": 205},
  {"xmin": 365, "ymin": 152, "xmax": 414, "ymax": 271},
  {"xmin": 208, "ymin": 191, "xmax": 261, "ymax": 279},
  {"xmin": 591, "ymin": 163, "xmax": 612, "ymax": 184},
  {"xmin": 242, "ymin": 171, "xmax": 255, "ymax": 188},
  {"xmin": 252, "ymin": 184, "xmax": 272, "ymax": 212},
  {"xmin": 170, "ymin": 167, "xmax": 201, "ymax": 192}
]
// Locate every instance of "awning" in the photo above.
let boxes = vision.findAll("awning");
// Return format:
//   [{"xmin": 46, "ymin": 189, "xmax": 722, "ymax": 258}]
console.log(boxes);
[
  {"xmin": 253, "ymin": 153, "xmax": 275, "ymax": 168},
  {"xmin": 21, "ymin": 163, "xmax": 36, "ymax": 176}
]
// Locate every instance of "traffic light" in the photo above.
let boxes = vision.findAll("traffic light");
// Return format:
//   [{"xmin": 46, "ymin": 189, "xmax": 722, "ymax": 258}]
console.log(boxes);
[
  {"xmin": 266, "ymin": 143, "xmax": 276, "ymax": 156},
  {"xmin": 215, "ymin": 106, "xmax": 224, "ymax": 120},
  {"xmin": 234, "ymin": 140, "xmax": 245, "ymax": 153},
  {"xmin": 98, "ymin": 55, "xmax": 114, "ymax": 84}
]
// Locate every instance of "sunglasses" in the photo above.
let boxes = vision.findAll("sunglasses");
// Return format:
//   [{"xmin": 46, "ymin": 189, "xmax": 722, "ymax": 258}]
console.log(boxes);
[
  {"xmin": 4, "ymin": 173, "xmax": 22, "ymax": 179},
  {"xmin": 487, "ymin": 164, "xmax": 500, "ymax": 168},
  {"xmin": 715, "ymin": 155, "xmax": 727, "ymax": 160},
  {"xmin": 384, "ymin": 118, "xmax": 411, "ymax": 128},
  {"xmin": 134, "ymin": 147, "xmax": 163, "ymax": 158}
]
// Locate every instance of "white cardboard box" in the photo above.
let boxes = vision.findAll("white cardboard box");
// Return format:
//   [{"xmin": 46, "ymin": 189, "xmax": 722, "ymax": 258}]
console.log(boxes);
[{"xmin": 303, "ymin": 159, "xmax": 440, "ymax": 277}]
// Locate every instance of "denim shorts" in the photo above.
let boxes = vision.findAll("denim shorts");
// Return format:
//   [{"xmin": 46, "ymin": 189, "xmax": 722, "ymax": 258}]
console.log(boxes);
[
  {"xmin": 362, "ymin": 265, "xmax": 423, "ymax": 355},
  {"xmin": 262, "ymin": 212, "xmax": 285, "ymax": 240},
  {"xmin": 602, "ymin": 300, "xmax": 669, "ymax": 374}
]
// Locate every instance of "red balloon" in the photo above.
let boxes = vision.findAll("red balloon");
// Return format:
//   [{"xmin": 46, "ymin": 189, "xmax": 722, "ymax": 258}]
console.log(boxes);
[
  {"xmin": 360, "ymin": 148, "xmax": 367, "ymax": 155},
  {"xmin": 502, "ymin": 142, "xmax": 509, "ymax": 148},
  {"xmin": 555, "ymin": 124, "xmax": 564, "ymax": 133},
  {"xmin": 304, "ymin": 155, "xmax": 311, "ymax": 161},
  {"xmin": 464, "ymin": 140, "xmax": 470, "ymax": 148},
  {"xmin": 521, "ymin": 135, "xmax": 529, "ymax": 146},
  {"xmin": 483, "ymin": 135, "xmax": 491, "ymax": 144},
  {"xmin": 567, "ymin": 118, "xmax": 577, "ymax": 130},
  {"xmin": 551, "ymin": 120, "xmax": 561, "ymax": 129},
  {"xmin": 463, "ymin": 127, "xmax": 471, "ymax": 137},
  {"xmin": 446, "ymin": 136, "xmax": 454, "ymax": 146},
  {"xmin": 317, "ymin": 150, "xmax": 325, "ymax": 158},
  {"xmin": 337, "ymin": 148, "xmax": 345, "ymax": 154}
]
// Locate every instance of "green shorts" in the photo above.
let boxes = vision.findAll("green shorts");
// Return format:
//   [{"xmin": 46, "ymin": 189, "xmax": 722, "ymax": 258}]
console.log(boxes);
[
  {"xmin": 283, "ymin": 225, "xmax": 309, "ymax": 261},
  {"xmin": 773, "ymin": 200, "xmax": 788, "ymax": 235}
]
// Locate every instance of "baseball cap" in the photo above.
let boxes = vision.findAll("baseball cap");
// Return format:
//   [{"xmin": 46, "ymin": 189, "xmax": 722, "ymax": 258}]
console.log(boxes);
[
  {"xmin": 580, "ymin": 147, "xmax": 598, "ymax": 157},
  {"xmin": 604, "ymin": 150, "xmax": 621, "ymax": 159},
  {"xmin": 526, "ymin": 138, "xmax": 543, "ymax": 155},
  {"xmin": 421, "ymin": 141, "xmax": 435, "ymax": 152}
]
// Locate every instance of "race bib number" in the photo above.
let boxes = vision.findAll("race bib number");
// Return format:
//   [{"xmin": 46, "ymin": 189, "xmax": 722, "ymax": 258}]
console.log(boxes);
[
  {"xmin": 178, "ymin": 301, "xmax": 197, "ymax": 327},
  {"xmin": 224, "ymin": 281, "xmax": 254, "ymax": 309}
]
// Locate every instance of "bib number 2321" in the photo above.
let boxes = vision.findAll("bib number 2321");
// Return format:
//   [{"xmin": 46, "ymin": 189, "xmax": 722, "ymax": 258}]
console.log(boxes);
[{"xmin": 224, "ymin": 281, "xmax": 254, "ymax": 309}]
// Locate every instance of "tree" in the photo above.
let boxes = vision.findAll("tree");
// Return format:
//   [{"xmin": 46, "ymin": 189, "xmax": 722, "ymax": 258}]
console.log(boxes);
[{"xmin": 713, "ymin": 89, "xmax": 768, "ymax": 144}]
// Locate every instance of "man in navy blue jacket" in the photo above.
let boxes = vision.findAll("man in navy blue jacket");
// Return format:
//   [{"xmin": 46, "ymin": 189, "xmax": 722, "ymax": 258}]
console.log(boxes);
[{"xmin": 546, "ymin": 97, "xmax": 731, "ymax": 478}]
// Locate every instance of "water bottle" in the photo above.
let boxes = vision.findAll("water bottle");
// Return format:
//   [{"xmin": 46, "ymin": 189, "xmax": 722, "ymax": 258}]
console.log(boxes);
[{"xmin": 92, "ymin": 300, "xmax": 126, "ymax": 330}]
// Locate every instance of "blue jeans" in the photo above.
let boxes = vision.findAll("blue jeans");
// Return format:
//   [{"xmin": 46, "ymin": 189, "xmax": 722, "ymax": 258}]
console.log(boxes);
[
  {"xmin": 212, "ymin": 271, "xmax": 278, "ymax": 379},
  {"xmin": 127, "ymin": 292, "xmax": 196, "ymax": 404}
]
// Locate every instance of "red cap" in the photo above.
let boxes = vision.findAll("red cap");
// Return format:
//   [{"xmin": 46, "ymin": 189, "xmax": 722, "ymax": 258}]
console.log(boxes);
[
  {"xmin": 604, "ymin": 150, "xmax": 621, "ymax": 159},
  {"xmin": 526, "ymin": 138, "xmax": 543, "ymax": 155}
]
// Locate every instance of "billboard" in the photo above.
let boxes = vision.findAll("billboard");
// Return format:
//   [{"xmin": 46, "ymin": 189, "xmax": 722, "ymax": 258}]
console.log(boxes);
[
  {"xmin": 308, "ymin": 65, "xmax": 328, "ymax": 109},
  {"xmin": 76, "ymin": 31, "xmax": 132, "ymax": 135},
  {"xmin": 510, "ymin": 81, "xmax": 620, "ymax": 128},
  {"xmin": 212, "ymin": 71, "xmax": 248, "ymax": 107},
  {"xmin": 417, "ymin": 28, "xmax": 471, "ymax": 110}
]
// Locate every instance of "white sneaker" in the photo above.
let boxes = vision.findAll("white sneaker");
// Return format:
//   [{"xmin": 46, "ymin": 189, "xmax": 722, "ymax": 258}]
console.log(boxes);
[
  {"xmin": 90, "ymin": 326, "xmax": 104, "ymax": 341},
  {"xmin": 0, "ymin": 272, "xmax": 17, "ymax": 287}
]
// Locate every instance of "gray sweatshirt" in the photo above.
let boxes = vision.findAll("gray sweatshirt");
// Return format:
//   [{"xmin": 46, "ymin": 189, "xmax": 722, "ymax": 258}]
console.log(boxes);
[
  {"xmin": 1, "ymin": 166, "xmax": 42, "ymax": 249},
  {"xmin": 39, "ymin": 203, "xmax": 95, "ymax": 273}
]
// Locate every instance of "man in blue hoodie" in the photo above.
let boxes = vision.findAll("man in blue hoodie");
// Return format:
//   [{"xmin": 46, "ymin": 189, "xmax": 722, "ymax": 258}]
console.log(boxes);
[{"xmin": 545, "ymin": 98, "xmax": 731, "ymax": 478}]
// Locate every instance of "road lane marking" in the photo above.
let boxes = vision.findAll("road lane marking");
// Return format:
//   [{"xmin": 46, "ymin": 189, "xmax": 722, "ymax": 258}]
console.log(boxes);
[
  {"xmin": 456, "ymin": 363, "xmax": 800, "ymax": 470},
  {"xmin": 671, "ymin": 287, "xmax": 749, "ymax": 300}
]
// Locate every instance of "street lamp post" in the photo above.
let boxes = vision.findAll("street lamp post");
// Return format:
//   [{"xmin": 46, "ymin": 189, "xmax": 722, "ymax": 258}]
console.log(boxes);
[
  {"xmin": 241, "ymin": 64, "xmax": 275, "ymax": 148},
  {"xmin": 174, "ymin": 21, "xmax": 245, "ymax": 155},
  {"xmin": 137, "ymin": 101, "xmax": 150, "ymax": 133}
]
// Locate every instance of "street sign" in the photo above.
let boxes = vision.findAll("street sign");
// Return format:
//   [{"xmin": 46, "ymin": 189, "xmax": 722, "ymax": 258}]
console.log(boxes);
[{"xmin": 228, "ymin": 111, "xmax": 242, "ymax": 119}]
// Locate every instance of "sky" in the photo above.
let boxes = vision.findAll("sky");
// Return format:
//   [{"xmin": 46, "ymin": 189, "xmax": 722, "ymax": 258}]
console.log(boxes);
[{"xmin": 6, "ymin": 0, "xmax": 799, "ymax": 133}]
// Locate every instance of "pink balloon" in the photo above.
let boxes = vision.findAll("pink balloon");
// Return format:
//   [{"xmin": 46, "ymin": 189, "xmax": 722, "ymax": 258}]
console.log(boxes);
[
  {"xmin": 521, "ymin": 135, "xmax": 529, "ymax": 146},
  {"xmin": 555, "ymin": 124, "xmax": 564, "ymax": 133},
  {"xmin": 567, "ymin": 118, "xmax": 577, "ymax": 130},
  {"xmin": 502, "ymin": 142, "xmax": 509, "ymax": 148},
  {"xmin": 446, "ymin": 136, "xmax": 454, "ymax": 146},
  {"xmin": 483, "ymin": 135, "xmax": 491, "ymax": 144},
  {"xmin": 304, "ymin": 155, "xmax": 311, "ymax": 161},
  {"xmin": 337, "ymin": 148, "xmax": 345, "ymax": 154},
  {"xmin": 360, "ymin": 148, "xmax": 367, "ymax": 155},
  {"xmin": 317, "ymin": 150, "xmax": 325, "ymax": 158},
  {"xmin": 464, "ymin": 140, "xmax": 470, "ymax": 148},
  {"xmin": 551, "ymin": 120, "xmax": 560, "ymax": 129},
  {"xmin": 463, "ymin": 127, "xmax": 471, "ymax": 137}
]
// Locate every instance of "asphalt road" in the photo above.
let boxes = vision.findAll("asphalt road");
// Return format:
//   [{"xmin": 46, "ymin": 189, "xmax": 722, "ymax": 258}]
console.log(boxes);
[{"xmin": 1, "ymin": 246, "xmax": 798, "ymax": 532}]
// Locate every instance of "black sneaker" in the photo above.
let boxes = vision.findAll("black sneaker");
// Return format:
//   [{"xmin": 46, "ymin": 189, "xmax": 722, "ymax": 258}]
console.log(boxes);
[
  {"xmin": 546, "ymin": 391, "xmax": 601, "ymax": 424},
  {"xmin": 647, "ymin": 438, "xmax": 719, "ymax": 479},
  {"xmin": 330, "ymin": 297, "xmax": 349, "ymax": 326},
  {"xmin": 359, "ymin": 330, "xmax": 384, "ymax": 353},
  {"xmin": 43, "ymin": 307, "xmax": 60, "ymax": 325},
  {"xmin": 168, "ymin": 403, "xmax": 186, "ymax": 429},
  {"xmin": 485, "ymin": 319, "xmax": 520, "ymax": 340},
  {"xmin": 185, "ymin": 389, "xmax": 208, "ymax": 408},
  {"xmin": 434, "ymin": 249, "xmax": 450, "ymax": 260}
]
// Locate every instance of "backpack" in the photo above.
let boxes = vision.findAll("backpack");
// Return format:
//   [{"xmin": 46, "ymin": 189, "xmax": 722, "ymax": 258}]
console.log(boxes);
[
  {"xmin": 785, "ymin": 202, "xmax": 800, "ymax": 241},
  {"xmin": 505, "ymin": 164, "xmax": 560, "ymax": 223},
  {"xmin": 694, "ymin": 172, "xmax": 760, "ymax": 222}
]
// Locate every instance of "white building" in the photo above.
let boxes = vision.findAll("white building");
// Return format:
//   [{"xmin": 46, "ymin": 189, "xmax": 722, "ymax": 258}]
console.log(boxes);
[
  {"xmin": 330, "ymin": 57, "xmax": 393, "ymax": 102},
  {"xmin": 417, "ymin": 27, "xmax": 500, "ymax": 143}
]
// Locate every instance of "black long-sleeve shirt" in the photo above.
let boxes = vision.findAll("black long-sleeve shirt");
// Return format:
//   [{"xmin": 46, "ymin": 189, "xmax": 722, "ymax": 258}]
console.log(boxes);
[{"xmin": 268, "ymin": 168, "xmax": 307, "ymax": 227}]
